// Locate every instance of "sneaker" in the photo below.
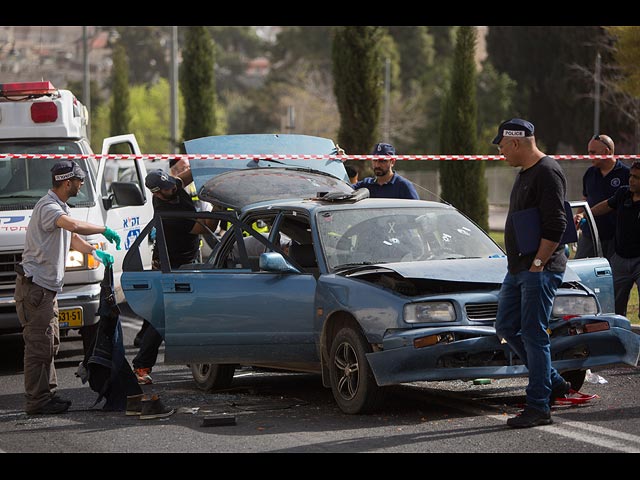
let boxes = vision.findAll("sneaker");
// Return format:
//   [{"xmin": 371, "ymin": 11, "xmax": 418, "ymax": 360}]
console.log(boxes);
[
  {"xmin": 139, "ymin": 395, "xmax": 174, "ymax": 420},
  {"xmin": 26, "ymin": 399, "xmax": 70, "ymax": 415},
  {"xmin": 549, "ymin": 380, "xmax": 572, "ymax": 406},
  {"xmin": 507, "ymin": 405, "xmax": 552, "ymax": 428},
  {"xmin": 135, "ymin": 367, "xmax": 153, "ymax": 385},
  {"xmin": 126, "ymin": 394, "xmax": 144, "ymax": 416}
]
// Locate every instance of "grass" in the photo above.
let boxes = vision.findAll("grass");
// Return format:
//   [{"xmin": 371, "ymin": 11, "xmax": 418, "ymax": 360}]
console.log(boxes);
[{"xmin": 489, "ymin": 230, "xmax": 639, "ymax": 324}]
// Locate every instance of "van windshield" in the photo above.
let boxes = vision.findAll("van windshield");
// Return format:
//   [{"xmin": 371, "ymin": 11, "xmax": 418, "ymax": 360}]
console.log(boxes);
[{"xmin": 0, "ymin": 140, "xmax": 94, "ymax": 209}]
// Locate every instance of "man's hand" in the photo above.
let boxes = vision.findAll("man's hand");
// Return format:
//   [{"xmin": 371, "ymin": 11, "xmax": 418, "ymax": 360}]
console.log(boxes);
[
  {"xmin": 103, "ymin": 227, "xmax": 122, "ymax": 250},
  {"xmin": 93, "ymin": 249, "xmax": 114, "ymax": 266}
]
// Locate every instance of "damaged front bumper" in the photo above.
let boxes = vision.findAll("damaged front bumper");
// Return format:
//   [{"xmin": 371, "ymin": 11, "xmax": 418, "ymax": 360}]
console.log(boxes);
[{"xmin": 367, "ymin": 316, "xmax": 640, "ymax": 386}]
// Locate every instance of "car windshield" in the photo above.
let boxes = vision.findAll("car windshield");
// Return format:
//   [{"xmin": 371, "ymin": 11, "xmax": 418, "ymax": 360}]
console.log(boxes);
[
  {"xmin": 317, "ymin": 207, "xmax": 503, "ymax": 271},
  {"xmin": 0, "ymin": 141, "xmax": 94, "ymax": 208}
]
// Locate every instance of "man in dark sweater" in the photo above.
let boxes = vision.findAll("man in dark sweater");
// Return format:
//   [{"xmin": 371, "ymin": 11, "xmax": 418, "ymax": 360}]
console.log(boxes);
[{"xmin": 493, "ymin": 118, "xmax": 572, "ymax": 428}]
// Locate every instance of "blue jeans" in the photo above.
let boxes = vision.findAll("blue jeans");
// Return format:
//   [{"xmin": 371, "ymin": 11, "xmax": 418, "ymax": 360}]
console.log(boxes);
[{"xmin": 495, "ymin": 269, "xmax": 565, "ymax": 413}]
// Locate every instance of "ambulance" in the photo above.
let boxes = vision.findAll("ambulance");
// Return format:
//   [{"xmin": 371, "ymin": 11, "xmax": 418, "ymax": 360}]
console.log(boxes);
[{"xmin": 0, "ymin": 81, "xmax": 154, "ymax": 351}]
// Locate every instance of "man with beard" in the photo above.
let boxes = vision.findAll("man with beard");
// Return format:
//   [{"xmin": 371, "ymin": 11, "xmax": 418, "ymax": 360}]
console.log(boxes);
[
  {"xmin": 14, "ymin": 160, "xmax": 120, "ymax": 415},
  {"xmin": 132, "ymin": 167, "xmax": 218, "ymax": 387},
  {"xmin": 352, "ymin": 143, "xmax": 419, "ymax": 199}
]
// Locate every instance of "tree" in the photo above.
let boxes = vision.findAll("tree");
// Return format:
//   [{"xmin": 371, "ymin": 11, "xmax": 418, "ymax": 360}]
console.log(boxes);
[
  {"xmin": 486, "ymin": 26, "xmax": 633, "ymax": 153},
  {"xmin": 114, "ymin": 26, "xmax": 169, "ymax": 85},
  {"xmin": 180, "ymin": 26, "xmax": 218, "ymax": 147},
  {"xmin": 439, "ymin": 26, "xmax": 488, "ymax": 230},
  {"xmin": 109, "ymin": 42, "xmax": 131, "ymax": 153},
  {"xmin": 332, "ymin": 26, "xmax": 384, "ymax": 155},
  {"xmin": 608, "ymin": 26, "xmax": 640, "ymax": 97}
]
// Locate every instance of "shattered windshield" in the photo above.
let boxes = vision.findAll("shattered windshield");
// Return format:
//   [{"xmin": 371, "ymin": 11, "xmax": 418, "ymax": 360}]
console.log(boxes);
[
  {"xmin": 317, "ymin": 207, "xmax": 503, "ymax": 271},
  {"xmin": 0, "ymin": 141, "xmax": 94, "ymax": 209}
]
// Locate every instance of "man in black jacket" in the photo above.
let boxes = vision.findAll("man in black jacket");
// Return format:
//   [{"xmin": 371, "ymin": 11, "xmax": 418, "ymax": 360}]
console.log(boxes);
[{"xmin": 493, "ymin": 119, "xmax": 572, "ymax": 428}]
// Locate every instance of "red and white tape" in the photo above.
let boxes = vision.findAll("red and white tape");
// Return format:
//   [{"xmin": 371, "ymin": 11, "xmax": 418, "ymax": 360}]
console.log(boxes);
[{"xmin": 0, "ymin": 153, "xmax": 636, "ymax": 161}]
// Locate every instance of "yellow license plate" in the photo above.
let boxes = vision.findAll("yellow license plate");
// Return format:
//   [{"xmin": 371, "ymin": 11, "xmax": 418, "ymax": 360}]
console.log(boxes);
[{"xmin": 59, "ymin": 308, "xmax": 83, "ymax": 328}]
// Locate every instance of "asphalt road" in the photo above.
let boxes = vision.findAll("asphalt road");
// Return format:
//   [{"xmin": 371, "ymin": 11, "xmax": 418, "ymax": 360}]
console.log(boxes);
[{"xmin": 1, "ymin": 314, "xmax": 639, "ymax": 456}]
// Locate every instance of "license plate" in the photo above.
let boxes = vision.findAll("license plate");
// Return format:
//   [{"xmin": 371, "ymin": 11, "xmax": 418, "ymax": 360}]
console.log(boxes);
[{"xmin": 59, "ymin": 308, "xmax": 83, "ymax": 328}]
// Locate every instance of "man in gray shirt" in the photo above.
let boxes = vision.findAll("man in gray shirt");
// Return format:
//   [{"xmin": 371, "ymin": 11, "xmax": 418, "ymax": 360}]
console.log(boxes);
[{"xmin": 14, "ymin": 160, "xmax": 120, "ymax": 415}]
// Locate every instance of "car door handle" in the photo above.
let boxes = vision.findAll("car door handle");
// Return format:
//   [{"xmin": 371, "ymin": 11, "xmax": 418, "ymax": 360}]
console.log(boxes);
[
  {"xmin": 595, "ymin": 268, "xmax": 611, "ymax": 277},
  {"xmin": 174, "ymin": 283, "xmax": 192, "ymax": 293}
]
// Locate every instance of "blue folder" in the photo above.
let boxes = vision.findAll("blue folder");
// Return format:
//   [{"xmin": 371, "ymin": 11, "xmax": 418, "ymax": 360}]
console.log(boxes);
[{"xmin": 511, "ymin": 201, "xmax": 578, "ymax": 255}]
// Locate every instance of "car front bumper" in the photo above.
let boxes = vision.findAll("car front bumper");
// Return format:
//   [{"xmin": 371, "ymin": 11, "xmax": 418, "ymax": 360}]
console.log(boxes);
[
  {"xmin": 367, "ymin": 319, "xmax": 640, "ymax": 386},
  {"xmin": 0, "ymin": 282, "xmax": 101, "ymax": 334}
]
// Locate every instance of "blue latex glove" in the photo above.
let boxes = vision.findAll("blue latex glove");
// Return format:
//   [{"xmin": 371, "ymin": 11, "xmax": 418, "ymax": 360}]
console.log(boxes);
[
  {"xmin": 92, "ymin": 249, "xmax": 114, "ymax": 267},
  {"xmin": 103, "ymin": 227, "xmax": 121, "ymax": 250}
]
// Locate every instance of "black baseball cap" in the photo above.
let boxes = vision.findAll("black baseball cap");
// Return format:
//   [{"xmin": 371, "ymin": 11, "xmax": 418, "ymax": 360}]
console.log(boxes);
[
  {"xmin": 51, "ymin": 160, "xmax": 86, "ymax": 181},
  {"xmin": 371, "ymin": 143, "xmax": 396, "ymax": 155},
  {"xmin": 145, "ymin": 169, "xmax": 178, "ymax": 193},
  {"xmin": 492, "ymin": 118, "xmax": 535, "ymax": 145}
]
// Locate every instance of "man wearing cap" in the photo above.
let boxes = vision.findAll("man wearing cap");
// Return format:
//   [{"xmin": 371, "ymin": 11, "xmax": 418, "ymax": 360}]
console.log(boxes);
[
  {"xmin": 492, "ymin": 119, "xmax": 572, "ymax": 428},
  {"xmin": 574, "ymin": 134, "xmax": 629, "ymax": 260},
  {"xmin": 352, "ymin": 143, "xmax": 419, "ymax": 199},
  {"xmin": 14, "ymin": 160, "xmax": 121, "ymax": 415},
  {"xmin": 132, "ymin": 167, "xmax": 219, "ymax": 385}
]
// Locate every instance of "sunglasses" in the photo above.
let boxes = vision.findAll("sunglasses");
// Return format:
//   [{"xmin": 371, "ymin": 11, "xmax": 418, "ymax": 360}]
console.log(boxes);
[{"xmin": 593, "ymin": 135, "xmax": 612, "ymax": 151}]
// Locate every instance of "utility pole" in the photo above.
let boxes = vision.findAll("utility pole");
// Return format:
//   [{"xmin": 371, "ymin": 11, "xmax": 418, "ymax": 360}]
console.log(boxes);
[
  {"xmin": 593, "ymin": 52, "xmax": 601, "ymax": 136},
  {"xmin": 83, "ymin": 26, "xmax": 91, "ymax": 142},
  {"xmin": 383, "ymin": 57, "xmax": 390, "ymax": 143},
  {"xmin": 170, "ymin": 26, "xmax": 179, "ymax": 153}
]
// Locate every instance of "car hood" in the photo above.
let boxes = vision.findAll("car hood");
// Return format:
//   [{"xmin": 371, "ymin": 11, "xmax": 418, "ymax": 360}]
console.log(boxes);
[
  {"xmin": 184, "ymin": 134, "xmax": 349, "ymax": 201},
  {"xmin": 344, "ymin": 257, "xmax": 582, "ymax": 284}
]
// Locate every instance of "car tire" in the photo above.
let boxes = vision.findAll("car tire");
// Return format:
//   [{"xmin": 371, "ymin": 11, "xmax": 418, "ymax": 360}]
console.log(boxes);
[
  {"xmin": 561, "ymin": 369, "xmax": 586, "ymax": 391},
  {"xmin": 329, "ymin": 327, "xmax": 384, "ymax": 414},
  {"xmin": 190, "ymin": 363, "xmax": 235, "ymax": 392}
]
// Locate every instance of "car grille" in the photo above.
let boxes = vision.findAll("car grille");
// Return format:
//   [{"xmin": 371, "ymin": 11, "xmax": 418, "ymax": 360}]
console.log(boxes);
[
  {"xmin": 465, "ymin": 302, "xmax": 498, "ymax": 321},
  {"xmin": 0, "ymin": 250, "xmax": 22, "ymax": 288}
]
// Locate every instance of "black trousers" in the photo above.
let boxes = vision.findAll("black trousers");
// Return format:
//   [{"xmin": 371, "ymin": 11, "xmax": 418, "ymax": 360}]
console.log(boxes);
[{"xmin": 132, "ymin": 323, "xmax": 163, "ymax": 370}]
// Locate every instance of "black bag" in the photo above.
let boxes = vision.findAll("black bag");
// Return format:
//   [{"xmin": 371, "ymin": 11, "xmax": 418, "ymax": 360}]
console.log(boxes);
[{"xmin": 77, "ymin": 264, "xmax": 142, "ymax": 411}]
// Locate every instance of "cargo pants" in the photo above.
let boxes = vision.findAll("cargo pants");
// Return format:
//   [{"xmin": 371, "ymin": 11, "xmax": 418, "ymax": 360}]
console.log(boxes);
[{"xmin": 14, "ymin": 273, "xmax": 60, "ymax": 413}]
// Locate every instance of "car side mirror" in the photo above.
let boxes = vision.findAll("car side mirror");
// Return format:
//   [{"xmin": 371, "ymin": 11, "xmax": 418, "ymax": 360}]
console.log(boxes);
[{"xmin": 259, "ymin": 252, "xmax": 300, "ymax": 273}]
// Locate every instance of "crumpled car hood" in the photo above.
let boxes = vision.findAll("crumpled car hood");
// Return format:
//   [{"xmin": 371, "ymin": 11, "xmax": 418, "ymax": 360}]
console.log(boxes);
[{"xmin": 345, "ymin": 257, "xmax": 582, "ymax": 284}]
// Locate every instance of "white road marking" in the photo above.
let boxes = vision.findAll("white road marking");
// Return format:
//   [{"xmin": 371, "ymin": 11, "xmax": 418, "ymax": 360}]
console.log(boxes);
[{"xmin": 484, "ymin": 414, "xmax": 640, "ymax": 453}]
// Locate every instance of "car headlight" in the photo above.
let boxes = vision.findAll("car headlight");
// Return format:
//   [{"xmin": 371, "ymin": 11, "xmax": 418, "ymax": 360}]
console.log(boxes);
[
  {"xmin": 552, "ymin": 295, "xmax": 598, "ymax": 317},
  {"xmin": 404, "ymin": 302, "xmax": 456, "ymax": 323},
  {"xmin": 65, "ymin": 243, "xmax": 104, "ymax": 271}
]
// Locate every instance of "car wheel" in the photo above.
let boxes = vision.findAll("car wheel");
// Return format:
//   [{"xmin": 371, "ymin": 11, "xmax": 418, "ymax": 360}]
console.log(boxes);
[
  {"xmin": 329, "ymin": 327, "xmax": 384, "ymax": 414},
  {"xmin": 561, "ymin": 369, "xmax": 586, "ymax": 391},
  {"xmin": 190, "ymin": 363, "xmax": 235, "ymax": 392}
]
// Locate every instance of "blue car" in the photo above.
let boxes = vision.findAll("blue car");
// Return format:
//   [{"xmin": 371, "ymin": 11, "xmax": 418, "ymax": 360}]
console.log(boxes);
[{"xmin": 122, "ymin": 134, "xmax": 640, "ymax": 414}]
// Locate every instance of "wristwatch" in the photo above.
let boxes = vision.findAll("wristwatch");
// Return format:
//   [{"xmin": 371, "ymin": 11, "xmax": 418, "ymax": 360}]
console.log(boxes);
[{"xmin": 533, "ymin": 258, "xmax": 544, "ymax": 268}]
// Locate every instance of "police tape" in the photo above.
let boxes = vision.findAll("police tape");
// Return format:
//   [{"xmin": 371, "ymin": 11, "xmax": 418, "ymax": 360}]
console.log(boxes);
[{"xmin": 0, "ymin": 153, "xmax": 636, "ymax": 161}]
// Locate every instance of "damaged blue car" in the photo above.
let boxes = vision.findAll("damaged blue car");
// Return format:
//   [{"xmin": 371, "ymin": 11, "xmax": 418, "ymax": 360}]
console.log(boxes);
[{"xmin": 121, "ymin": 134, "xmax": 640, "ymax": 414}]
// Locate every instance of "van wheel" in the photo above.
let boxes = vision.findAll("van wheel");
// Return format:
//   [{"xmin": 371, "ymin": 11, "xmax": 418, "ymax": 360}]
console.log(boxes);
[
  {"xmin": 191, "ymin": 363, "xmax": 235, "ymax": 392},
  {"xmin": 329, "ymin": 327, "xmax": 385, "ymax": 414}
]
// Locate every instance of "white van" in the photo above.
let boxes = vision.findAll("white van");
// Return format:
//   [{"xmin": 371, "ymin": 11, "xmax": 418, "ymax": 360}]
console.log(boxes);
[{"xmin": 0, "ymin": 81, "xmax": 154, "ymax": 351}]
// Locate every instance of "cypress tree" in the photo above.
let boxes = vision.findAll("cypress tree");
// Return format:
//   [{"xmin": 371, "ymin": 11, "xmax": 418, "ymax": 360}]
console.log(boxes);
[
  {"xmin": 332, "ymin": 26, "xmax": 383, "ymax": 154},
  {"xmin": 180, "ymin": 26, "xmax": 217, "ymax": 146},
  {"xmin": 109, "ymin": 43, "xmax": 131, "ymax": 146},
  {"xmin": 439, "ymin": 26, "xmax": 488, "ymax": 231}
]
